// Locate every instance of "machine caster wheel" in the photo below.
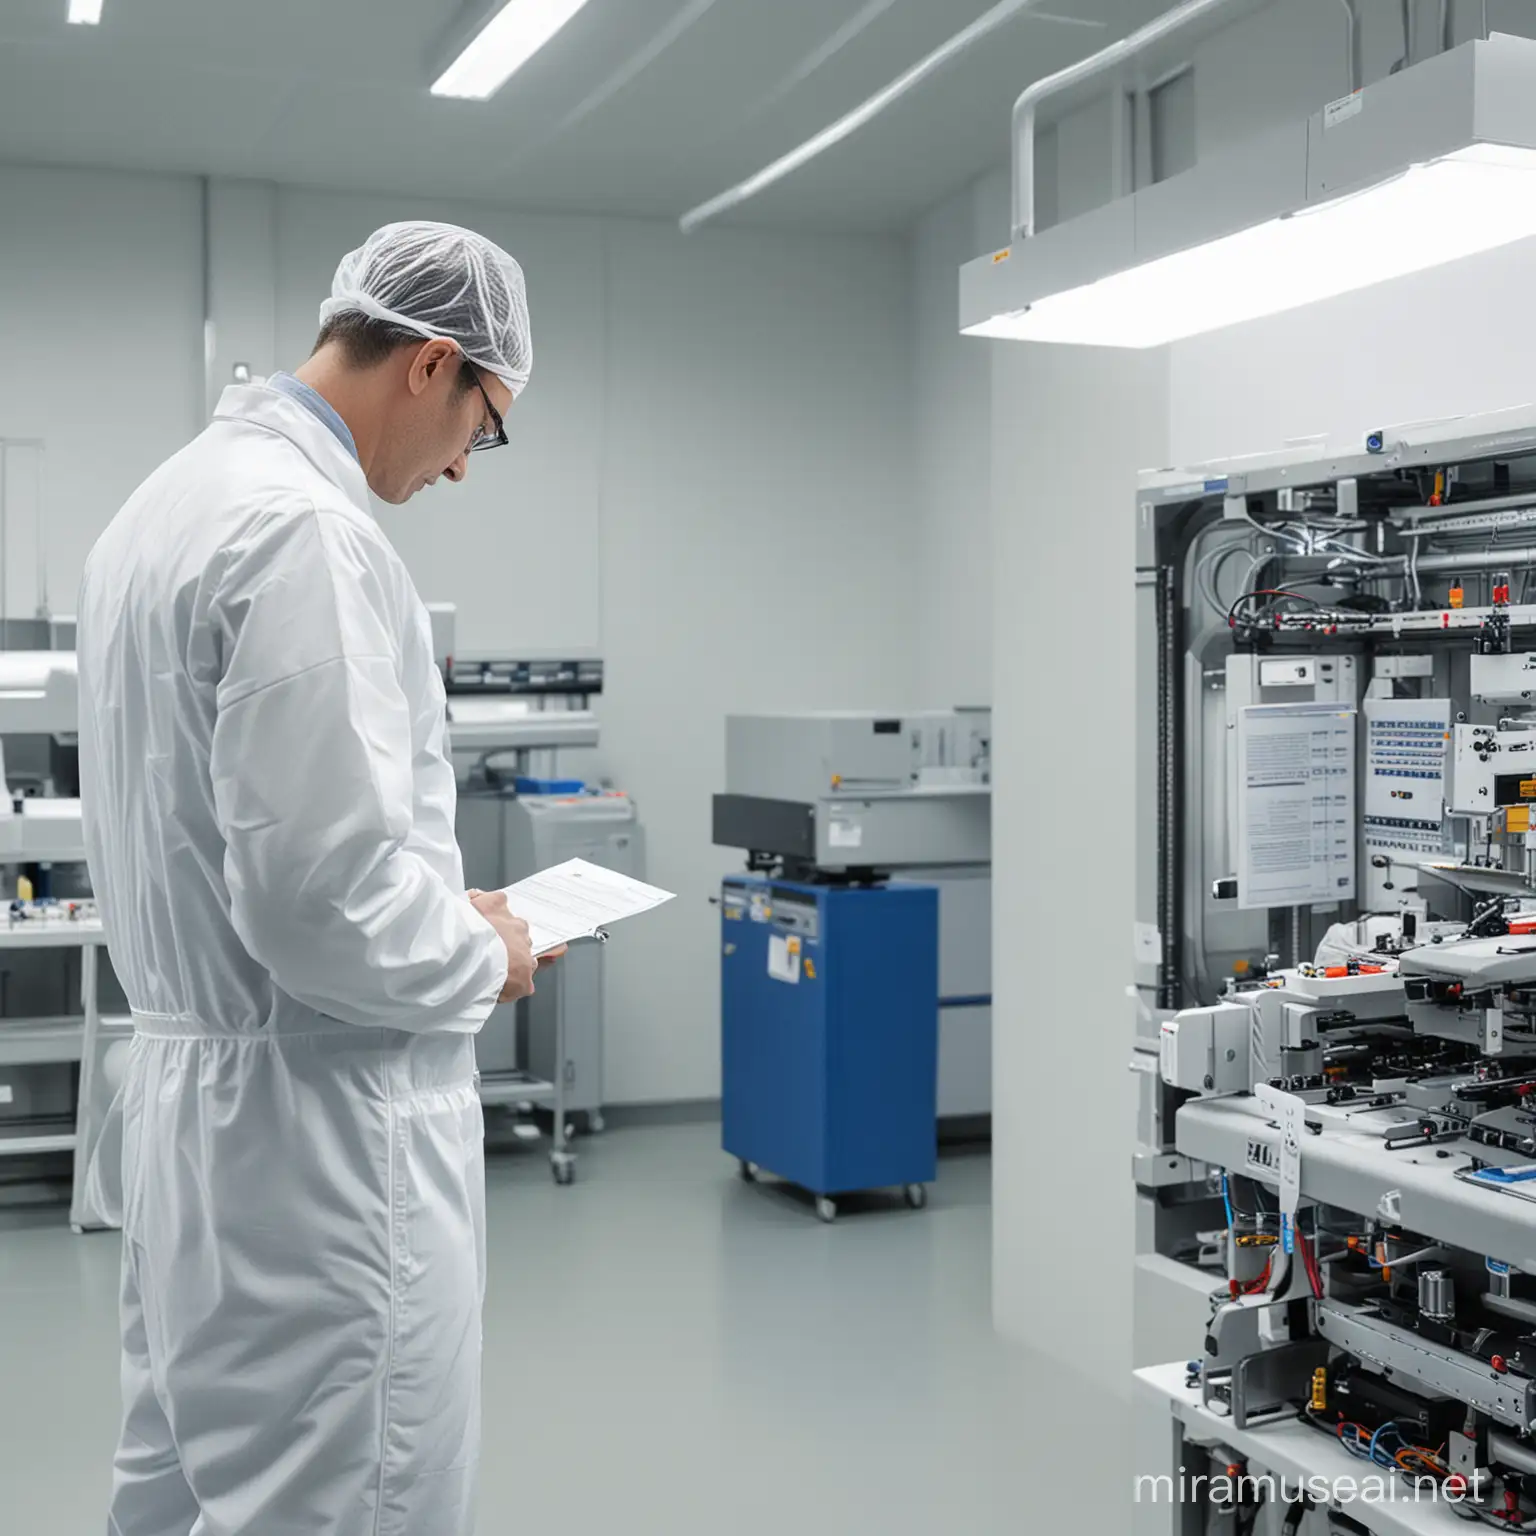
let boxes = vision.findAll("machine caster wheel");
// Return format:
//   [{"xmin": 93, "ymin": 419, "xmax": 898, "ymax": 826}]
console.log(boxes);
[
  {"xmin": 738, "ymin": 1159, "xmax": 759, "ymax": 1182},
  {"xmin": 904, "ymin": 1183, "xmax": 927, "ymax": 1210},
  {"xmin": 816, "ymin": 1196, "xmax": 838, "ymax": 1223},
  {"xmin": 551, "ymin": 1155, "xmax": 576, "ymax": 1186}
]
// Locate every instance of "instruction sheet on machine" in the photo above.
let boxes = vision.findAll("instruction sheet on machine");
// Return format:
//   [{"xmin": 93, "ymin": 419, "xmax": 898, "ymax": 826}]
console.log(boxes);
[{"xmin": 495, "ymin": 858, "xmax": 675, "ymax": 956}]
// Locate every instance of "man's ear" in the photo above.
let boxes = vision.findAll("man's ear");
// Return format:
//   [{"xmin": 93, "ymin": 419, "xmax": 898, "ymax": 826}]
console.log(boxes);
[{"xmin": 406, "ymin": 338, "xmax": 459, "ymax": 397}]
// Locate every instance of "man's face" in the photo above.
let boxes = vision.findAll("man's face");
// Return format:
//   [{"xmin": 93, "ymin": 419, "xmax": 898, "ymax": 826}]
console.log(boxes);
[{"xmin": 372, "ymin": 345, "xmax": 513, "ymax": 506}]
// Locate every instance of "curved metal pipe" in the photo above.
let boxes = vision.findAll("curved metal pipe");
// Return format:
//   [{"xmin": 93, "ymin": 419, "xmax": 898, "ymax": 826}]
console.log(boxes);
[
  {"xmin": 1490, "ymin": 1431, "xmax": 1536, "ymax": 1479},
  {"xmin": 1401, "ymin": 546, "xmax": 1536, "ymax": 576},
  {"xmin": 679, "ymin": 0, "xmax": 1102, "ymax": 233},
  {"xmin": 1012, "ymin": 0, "xmax": 1253, "ymax": 240},
  {"xmin": 1338, "ymin": 0, "xmax": 1362, "ymax": 92}
]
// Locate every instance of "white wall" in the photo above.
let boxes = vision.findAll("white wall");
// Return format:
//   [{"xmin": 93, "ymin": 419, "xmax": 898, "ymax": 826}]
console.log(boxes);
[
  {"xmin": 0, "ymin": 166, "xmax": 203, "ymax": 621},
  {"xmin": 0, "ymin": 163, "xmax": 921, "ymax": 1104},
  {"xmin": 268, "ymin": 187, "xmax": 608, "ymax": 659},
  {"xmin": 990, "ymin": 344, "xmax": 1168, "ymax": 1378},
  {"xmin": 906, "ymin": 150, "xmax": 1171, "ymax": 1395},
  {"xmin": 909, "ymin": 169, "xmax": 1008, "ymax": 706},
  {"xmin": 598, "ymin": 219, "xmax": 919, "ymax": 1101}
]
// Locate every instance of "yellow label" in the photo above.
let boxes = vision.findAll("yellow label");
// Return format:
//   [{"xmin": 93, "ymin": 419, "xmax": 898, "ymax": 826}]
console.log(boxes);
[
  {"xmin": 804, "ymin": 959, "xmax": 817, "ymax": 980},
  {"xmin": 991, "ymin": 247, "xmax": 1011, "ymax": 264},
  {"xmin": 1512, "ymin": 806, "xmax": 1533, "ymax": 833},
  {"xmin": 787, "ymin": 936, "xmax": 801, "ymax": 956},
  {"xmin": 1522, "ymin": 780, "xmax": 1536, "ymax": 801}
]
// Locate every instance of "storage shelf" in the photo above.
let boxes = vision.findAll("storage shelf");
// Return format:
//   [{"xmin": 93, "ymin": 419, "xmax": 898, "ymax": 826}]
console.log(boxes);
[
  {"xmin": 0, "ymin": 922, "xmax": 105, "ymax": 950},
  {"xmin": 478, "ymin": 1070, "xmax": 557, "ymax": 1108},
  {"xmin": 0, "ymin": 1124, "xmax": 76, "ymax": 1158},
  {"xmin": 0, "ymin": 1013, "xmax": 130, "ymax": 1067}
]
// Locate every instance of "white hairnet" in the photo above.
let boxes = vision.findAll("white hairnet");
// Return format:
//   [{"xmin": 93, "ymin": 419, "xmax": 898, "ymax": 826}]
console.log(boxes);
[{"xmin": 318, "ymin": 221, "xmax": 532, "ymax": 398}]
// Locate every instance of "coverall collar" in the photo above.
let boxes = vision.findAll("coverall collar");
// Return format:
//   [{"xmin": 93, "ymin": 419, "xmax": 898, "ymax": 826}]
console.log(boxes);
[{"xmin": 213, "ymin": 383, "xmax": 372, "ymax": 515}]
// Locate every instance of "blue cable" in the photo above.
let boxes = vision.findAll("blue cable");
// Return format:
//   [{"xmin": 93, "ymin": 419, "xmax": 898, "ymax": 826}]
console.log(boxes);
[
  {"xmin": 1222, "ymin": 1170, "xmax": 1236, "ymax": 1229},
  {"xmin": 1369, "ymin": 1423, "xmax": 1400, "ymax": 1469},
  {"xmin": 1340, "ymin": 1426, "xmax": 1375, "ymax": 1462}
]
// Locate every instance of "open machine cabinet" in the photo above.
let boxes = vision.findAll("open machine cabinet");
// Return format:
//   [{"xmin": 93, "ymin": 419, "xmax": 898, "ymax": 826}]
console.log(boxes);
[{"xmin": 1134, "ymin": 406, "xmax": 1536, "ymax": 1534}]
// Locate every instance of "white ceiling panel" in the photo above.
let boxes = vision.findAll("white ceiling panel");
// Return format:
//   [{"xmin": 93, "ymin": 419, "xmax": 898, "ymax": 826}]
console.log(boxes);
[{"xmin": 0, "ymin": 0, "xmax": 1162, "ymax": 231}]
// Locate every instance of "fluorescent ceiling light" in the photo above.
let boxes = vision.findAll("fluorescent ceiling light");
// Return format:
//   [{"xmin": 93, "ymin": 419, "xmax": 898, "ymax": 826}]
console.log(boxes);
[
  {"xmin": 432, "ymin": 0, "xmax": 591, "ymax": 101},
  {"xmin": 966, "ymin": 145, "xmax": 1536, "ymax": 348},
  {"xmin": 67, "ymin": 0, "xmax": 104, "ymax": 23}
]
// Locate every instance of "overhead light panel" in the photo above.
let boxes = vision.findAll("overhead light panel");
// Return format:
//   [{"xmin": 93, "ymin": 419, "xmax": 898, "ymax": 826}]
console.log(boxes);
[
  {"xmin": 67, "ymin": 0, "xmax": 104, "ymax": 23},
  {"xmin": 961, "ymin": 33, "xmax": 1536, "ymax": 349},
  {"xmin": 968, "ymin": 146, "xmax": 1536, "ymax": 348},
  {"xmin": 432, "ymin": 0, "xmax": 591, "ymax": 101}
]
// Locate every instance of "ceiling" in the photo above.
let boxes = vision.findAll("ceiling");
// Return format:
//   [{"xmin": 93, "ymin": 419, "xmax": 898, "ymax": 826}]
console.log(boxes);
[{"xmin": 0, "ymin": 0, "xmax": 1172, "ymax": 233}]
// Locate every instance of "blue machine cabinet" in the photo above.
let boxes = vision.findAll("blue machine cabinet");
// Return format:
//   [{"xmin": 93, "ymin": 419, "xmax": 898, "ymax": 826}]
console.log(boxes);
[{"xmin": 720, "ymin": 876, "xmax": 938, "ymax": 1222}]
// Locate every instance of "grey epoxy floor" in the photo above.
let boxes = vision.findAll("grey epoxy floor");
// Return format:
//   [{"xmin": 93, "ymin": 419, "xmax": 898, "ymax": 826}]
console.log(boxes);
[{"xmin": 0, "ymin": 1123, "xmax": 1076, "ymax": 1536}]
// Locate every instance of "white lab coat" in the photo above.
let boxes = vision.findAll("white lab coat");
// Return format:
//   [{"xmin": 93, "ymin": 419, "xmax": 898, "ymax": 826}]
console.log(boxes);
[{"xmin": 77, "ymin": 383, "xmax": 508, "ymax": 1536}]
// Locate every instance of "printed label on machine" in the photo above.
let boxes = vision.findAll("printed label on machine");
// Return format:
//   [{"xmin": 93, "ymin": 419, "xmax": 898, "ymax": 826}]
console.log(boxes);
[
  {"xmin": 1362, "ymin": 698, "xmax": 1451, "ymax": 901},
  {"xmin": 1236, "ymin": 703, "xmax": 1357, "ymax": 910},
  {"xmin": 768, "ymin": 934, "xmax": 801, "ymax": 984},
  {"xmin": 1323, "ymin": 90, "xmax": 1363, "ymax": 128},
  {"xmin": 827, "ymin": 818, "xmax": 863, "ymax": 850},
  {"xmin": 1253, "ymin": 1083, "xmax": 1304, "ymax": 1253}
]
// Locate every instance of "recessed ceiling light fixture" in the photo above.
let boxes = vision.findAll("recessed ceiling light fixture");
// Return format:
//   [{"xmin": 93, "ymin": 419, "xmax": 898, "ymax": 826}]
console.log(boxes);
[
  {"xmin": 961, "ymin": 10, "xmax": 1536, "ymax": 347},
  {"xmin": 67, "ymin": 0, "xmax": 104, "ymax": 24},
  {"xmin": 431, "ymin": 0, "xmax": 592, "ymax": 101}
]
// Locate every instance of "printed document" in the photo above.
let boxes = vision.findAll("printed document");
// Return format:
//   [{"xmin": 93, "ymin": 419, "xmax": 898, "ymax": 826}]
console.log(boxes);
[{"xmin": 497, "ymin": 858, "xmax": 675, "ymax": 956}]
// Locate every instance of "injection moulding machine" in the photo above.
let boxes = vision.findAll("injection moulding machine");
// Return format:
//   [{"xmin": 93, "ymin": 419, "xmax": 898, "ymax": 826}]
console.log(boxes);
[
  {"xmin": 440, "ymin": 628, "xmax": 636, "ymax": 1138},
  {"xmin": 713, "ymin": 710, "xmax": 990, "ymax": 1221},
  {"xmin": 1131, "ymin": 405, "xmax": 1536, "ymax": 1536}
]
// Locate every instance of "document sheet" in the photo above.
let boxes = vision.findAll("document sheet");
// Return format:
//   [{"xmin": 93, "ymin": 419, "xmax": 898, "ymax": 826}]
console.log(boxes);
[{"xmin": 496, "ymin": 858, "xmax": 675, "ymax": 956}]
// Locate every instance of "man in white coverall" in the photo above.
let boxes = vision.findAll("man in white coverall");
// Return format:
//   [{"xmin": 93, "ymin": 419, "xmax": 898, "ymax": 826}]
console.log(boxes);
[{"xmin": 77, "ymin": 221, "xmax": 550, "ymax": 1536}]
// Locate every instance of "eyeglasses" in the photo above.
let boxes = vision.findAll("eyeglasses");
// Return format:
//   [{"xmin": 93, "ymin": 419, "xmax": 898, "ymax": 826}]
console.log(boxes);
[{"xmin": 464, "ymin": 361, "xmax": 508, "ymax": 453}]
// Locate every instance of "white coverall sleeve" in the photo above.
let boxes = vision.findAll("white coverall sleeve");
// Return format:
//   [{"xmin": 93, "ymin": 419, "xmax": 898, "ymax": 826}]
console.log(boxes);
[{"xmin": 208, "ymin": 505, "xmax": 508, "ymax": 1030}]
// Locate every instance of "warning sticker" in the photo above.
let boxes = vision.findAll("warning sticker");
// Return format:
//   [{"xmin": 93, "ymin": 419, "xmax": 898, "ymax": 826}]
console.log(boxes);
[
  {"xmin": 768, "ymin": 934, "xmax": 801, "ymax": 985},
  {"xmin": 1323, "ymin": 91, "xmax": 1363, "ymax": 129}
]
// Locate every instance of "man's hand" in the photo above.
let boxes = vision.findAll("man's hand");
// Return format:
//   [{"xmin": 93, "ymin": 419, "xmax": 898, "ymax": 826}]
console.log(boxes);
[{"xmin": 469, "ymin": 890, "xmax": 537, "ymax": 1002}]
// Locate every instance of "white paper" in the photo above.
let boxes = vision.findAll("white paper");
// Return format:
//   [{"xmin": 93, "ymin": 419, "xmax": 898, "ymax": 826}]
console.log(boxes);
[
  {"xmin": 768, "ymin": 934, "xmax": 801, "ymax": 984},
  {"xmin": 496, "ymin": 857, "xmax": 675, "ymax": 956},
  {"xmin": 1236, "ymin": 704, "xmax": 1356, "ymax": 910},
  {"xmin": 1133, "ymin": 922, "xmax": 1163, "ymax": 966}
]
